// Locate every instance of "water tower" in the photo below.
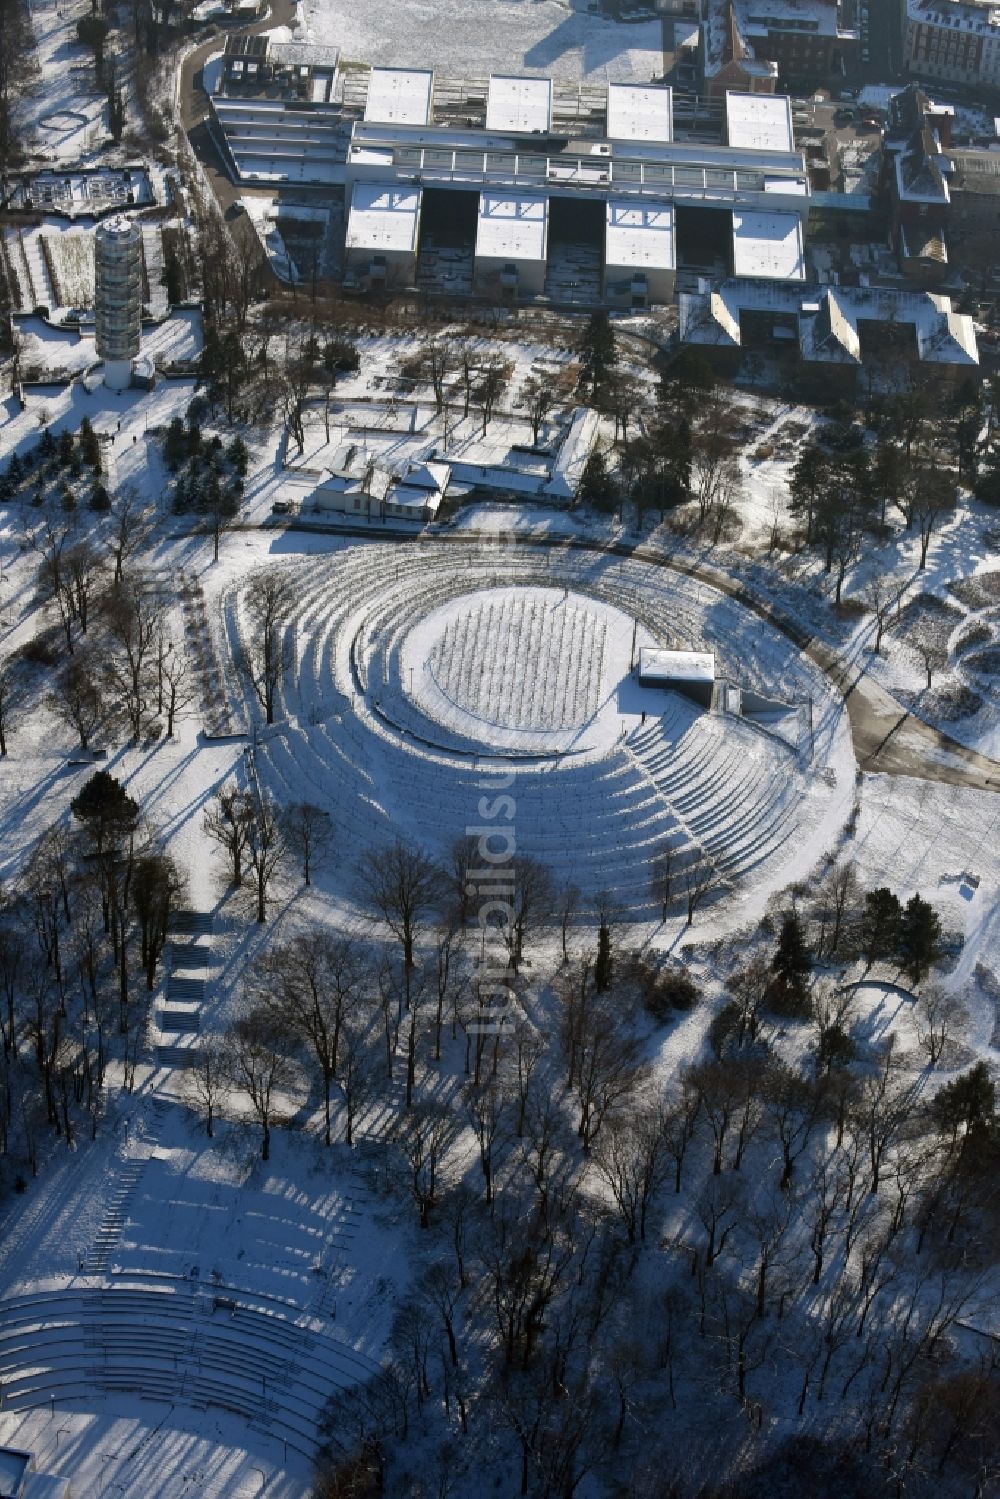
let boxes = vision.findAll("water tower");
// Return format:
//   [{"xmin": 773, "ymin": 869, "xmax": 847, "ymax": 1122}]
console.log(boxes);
[{"xmin": 94, "ymin": 215, "xmax": 143, "ymax": 391}]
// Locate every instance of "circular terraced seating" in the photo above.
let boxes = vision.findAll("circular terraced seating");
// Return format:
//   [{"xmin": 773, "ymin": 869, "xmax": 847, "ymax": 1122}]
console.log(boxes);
[
  {"xmin": 0, "ymin": 1281, "xmax": 379, "ymax": 1461},
  {"xmin": 221, "ymin": 543, "xmax": 848, "ymax": 915}
]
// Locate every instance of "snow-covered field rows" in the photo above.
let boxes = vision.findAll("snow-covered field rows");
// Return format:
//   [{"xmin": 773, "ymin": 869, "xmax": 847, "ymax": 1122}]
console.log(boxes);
[
  {"xmin": 299, "ymin": 0, "xmax": 664, "ymax": 80},
  {"xmin": 38, "ymin": 226, "xmax": 95, "ymax": 308},
  {"xmin": 426, "ymin": 589, "xmax": 608, "ymax": 731}
]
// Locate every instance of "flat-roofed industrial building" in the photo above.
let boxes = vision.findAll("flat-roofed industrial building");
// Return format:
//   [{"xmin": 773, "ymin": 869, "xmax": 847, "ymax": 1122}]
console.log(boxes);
[
  {"xmin": 474, "ymin": 191, "xmax": 549, "ymax": 295},
  {"xmin": 364, "ymin": 67, "xmax": 434, "ymax": 126},
  {"xmin": 724, "ymin": 91, "xmax": 795, "ymax": 154},
  {"xmin": 731, "ymin": 208, "xmax": 805, "ymax": 280},
  {"xmin": 485, "ymin": 74, "xmax": 553, "ymax": 134},
  {"xmin": 344, "ymin": 182, "xmax": 423, "ymax": 289},
  {"xmin": 604, "ymin": 200, "xmax": 676, "ymax": 308},
  {"xmin": 606, "ymin": 83, "xmax": 673, "ymax": 144}
]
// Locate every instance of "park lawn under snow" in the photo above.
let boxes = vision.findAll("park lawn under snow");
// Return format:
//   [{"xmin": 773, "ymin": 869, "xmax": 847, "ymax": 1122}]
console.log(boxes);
[
  {"xmin": 15, "ymin": 0, "xmax": 108, "ymax": 163},
  {"xmin": 3, "ymin": 375, "xmax": 1000, "ymax": 1492},
  {"xmin": 299, "ymin": 0, "xmax": 665, "ymax": 80}
]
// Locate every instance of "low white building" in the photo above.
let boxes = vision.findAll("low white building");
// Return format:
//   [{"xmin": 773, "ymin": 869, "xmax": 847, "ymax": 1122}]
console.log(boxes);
[
  {"xmin": 474, "ymin": 191, "xmax": 549, "ymax": 297},
  {"xmin": 731, "ymin": 208, "xmax": 805, "ymax": 280},
  {"xmin": 604, "ymin": 200, "xmax": 676, "ymax": 308},
  {"xmin": 606, "ymin": 82, "xmax": 673, "ymax": 144},
  {"xmin": 724, "ymin": 90, "xmax": 795, "ymax": 153},
  {"xmin": 364, "ymin": 67, "xmax": 434, "ymax": 125},
  {"xmin": 313, "ymin": 461, "xmax": 449, "ymax": 523},
  {"xmin": 638, "ymin": 649, "xmax": 716, "ymax": 709},
  {"xmin": 384, "ymin": 461, "xmax": 451, "ymax": 521},
  {"xmin": 485, "ymin": 74, "xmax": 552, "ymax": 133},
  {"xmin": 344, "ymin": 181, "xmax": 422, "ymax": 289}
]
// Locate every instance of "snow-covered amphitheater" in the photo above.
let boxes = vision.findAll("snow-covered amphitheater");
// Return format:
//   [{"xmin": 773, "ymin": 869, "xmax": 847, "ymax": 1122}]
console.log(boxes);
[{"xmin": 228, "ymin": 542, "xmax": 855, "ymax": 914}]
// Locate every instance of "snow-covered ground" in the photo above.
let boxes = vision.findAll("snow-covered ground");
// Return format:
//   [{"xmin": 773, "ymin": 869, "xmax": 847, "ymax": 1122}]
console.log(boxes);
[
  {"xmin": 13, "ymin": 309, "xmax": 201, "ymax": 384},
  {"xmin": 299, "ymin": 0, "xmax": 665, "ymax": 80},
  {"xmin": 15, "ymin": 0, "xmax": 107, "ymax": 162},
  {"xmin": 3, "ymin": 311, "xmax": 1000, "ymax": 1495}
]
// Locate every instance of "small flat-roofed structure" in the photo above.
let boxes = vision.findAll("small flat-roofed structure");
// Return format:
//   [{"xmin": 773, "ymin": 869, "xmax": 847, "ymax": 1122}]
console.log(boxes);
[
  {"xmin": 0, "ymin": 1448, "xmax": 30, "ymax": 1499},
  {"xmin": 485, "ymin": 75, "xmax": 552, "ymax": 134},
  {"xmin": 345, "ymin": 181, "xmax": 422, "ymax": 288},
  {"xmin": 731, "ymin": 209, "xmax": 805, "ymax": 280},
  {"xmin": 364, "ymin": 67, "xmax": 433, "ymax": 125},
  {"xmin": 475, "ymin": 191, "xmax": 549, "ymax": 295},
  {"xmin": 606, "ymin": 83, "xmax": 673, "ymax": 144},
  {"xmin": 725, "ymin": 91, "xmax": 794, "ymax": 154},
  {"xmin": 604, "ymin": 200, "xmax": 675, "ymax": 307},
  {"xmin": 638, "ymin": 649, "xmax": 715, "ymax": 709}
]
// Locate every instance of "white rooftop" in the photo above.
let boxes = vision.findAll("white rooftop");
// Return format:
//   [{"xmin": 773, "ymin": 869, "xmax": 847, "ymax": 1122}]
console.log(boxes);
[
  {"xmin": 731, "ymin": 209, "xmax": 805, "ymax": 280},
  {"xmin": 605, "ymin": 200, "xmax": 675, "ymax": 270},
  {"xmin": 364, "ymin": 67, "xmax": 433, "ymax": 126},
  {"xmin": 725, "ymin": 91, "xmax": 795, "ymax": 154},
  {"xmin": 906, "ymin": 0, "xmax": 1000, "ymax": 31},
  {"xmin": 606, "ymin": 83, "xmax": 673, "ymax": 144},
  {"xmin": 739, "ymin": 0, "xmax": 845, "ymax": 39},
  {"xmin": 345, "ymin": 182, "xmax": 422, "ymax": 254},
  {"xmin": 639, "ymin": 649, "xmax": 715, "ymax": 683},
  {"xmin": 476, "ymin": 191, "xmax": 548, "ymax": 263},
  {"xmin": 485, "ymin": 75, "xmax": 552, "ymax": 134}
]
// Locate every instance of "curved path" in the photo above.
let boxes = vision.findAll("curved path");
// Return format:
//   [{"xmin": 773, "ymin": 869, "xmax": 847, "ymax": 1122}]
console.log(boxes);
[
  {"xmin": 178, "ymin": 0, "xmax": 298, "ymax": 215},
  {"xmin": 274, "ymin": 517, "xmax": 1000, "ymax": 792}
]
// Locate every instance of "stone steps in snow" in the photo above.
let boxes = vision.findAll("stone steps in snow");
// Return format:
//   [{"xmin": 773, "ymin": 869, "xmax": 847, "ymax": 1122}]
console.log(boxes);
[{"xmin": 159, "ymin": 1009, "xmax": 201, "ymax": 1034}]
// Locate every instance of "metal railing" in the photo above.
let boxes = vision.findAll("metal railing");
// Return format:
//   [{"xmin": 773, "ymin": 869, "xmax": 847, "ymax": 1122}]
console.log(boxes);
[{"xmin": 347, "ymin": 142, "xmax": 797, "ymax": 203}]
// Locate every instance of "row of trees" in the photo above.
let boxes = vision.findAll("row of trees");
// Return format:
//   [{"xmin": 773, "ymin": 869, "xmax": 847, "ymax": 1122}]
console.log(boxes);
[
  {"xmin": 300, "ymin": 904, "xmax": 996, "ymax": 1499},
  {"xmin": 0, "ymin": 489, "xmax": 198, "ymax": 757},
  {"xmin": 576, "ymin": 336, "xmax": 746, "ymax": 541},
  {"xmin": 790, "ymin": 421, "xmax": 957, "ymax": 601},
  {"xmin": 0, "ymin": 771, "xmax": 184, "ymax": 1165},
  {"xmin": 770, "ymin": 888, "xmax": 943, "ymax": 1019}
]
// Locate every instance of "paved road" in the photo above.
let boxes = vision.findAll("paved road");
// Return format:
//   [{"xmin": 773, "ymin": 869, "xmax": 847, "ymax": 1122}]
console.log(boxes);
[
  {"xmin": 177, "ymin": 0, "xmax": 296, "ymax": 214},
  {"xmin": 269, "ymin": 516, "xmax": 1000, "ymax": 792}
]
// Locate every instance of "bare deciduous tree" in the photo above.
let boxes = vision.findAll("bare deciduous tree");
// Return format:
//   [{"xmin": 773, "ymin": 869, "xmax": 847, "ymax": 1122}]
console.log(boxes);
[
  {"xmin": 159, "ymin": 640, "xmax": 194, "ymax": 738},
  {"xmin": 358, "ymin": 838, "xmax": 441, "ymax": 1004},
  {"xmin": 0, "ymin": 656, "xmax": 23, "ymax": 756},
  {"xmin": 182, "ymin": 1041, "xmax": 227, "ymax": 1137},
  {"xmin": 490, "ymin": 857, "xmax": 554, "ymax": 975},
  {"xmin": 203, "ymin": 786, "xmax": 254, "ymax": 887},
  {"xmin": 131, "ymin": 850, "xmax": 185, "ymax": 990},
  {"xmin": 338, "ymin": 1017, "xmax": 380, "ymax": 1147},
  {"xmin": 282, "ymin": 800, "xmax": 332, "ymax": 887},
  {"xmin": 466, "ymin": 1080, "xmax": 508, "ymax": 1207},
  {"xmin": 650, "ymin": 840, "xmax": 678, "ymax": 923},
  {"xmin": 593, "ymin": 1102, "xmax": 670, "ymax": 1243},
  {"xmin": 47, "ymin": 652, "xmax": 105, "ymax": 750},
  {"xmin": 253, "ymin": 931, "xmax": 363, "ymax": 1144},
  {"xmin": 916, "ymin": 985, "xmax": 962, "ymax": 1068},
  {"xmin": 242, "ymin": 571, "xmax": 294, "ymax": 725},
  {"xmin": 684, "ymin": 857, "xmax": 717, "ymax": 927},
  {"xmin": 573, "ymin": 996, "xmax": 642, "ymax": 1151},
  {"xmin": 396, "ymin": 1101, "xmax": 452, "ymax": 1228},
  {"xmin": 224, "ymin": 1008, "xmax": 293, "ymax": 1160},
  {"xmin": 104, "ymin": 577, "xmax": 161, "ymax": 739},
  {"xmin": 246, "ymin": 791, "xmax": 285, "ymax": 924},
  {"xmin": 108, "ymin": 485, "xmax": 156, "ymax": 585}
]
